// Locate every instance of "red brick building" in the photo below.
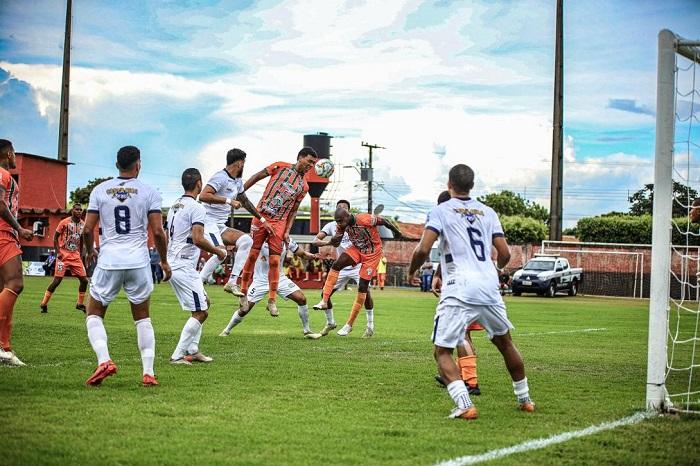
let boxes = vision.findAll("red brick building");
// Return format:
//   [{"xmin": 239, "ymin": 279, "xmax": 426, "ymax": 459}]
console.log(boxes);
[{"xmin": 12, "ymin": 153, "xmax": 72, "ymax": 261}]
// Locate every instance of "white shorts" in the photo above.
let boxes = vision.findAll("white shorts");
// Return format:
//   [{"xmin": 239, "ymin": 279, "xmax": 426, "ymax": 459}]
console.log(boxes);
[
  {"xmin": 247, "ymin": 277, "xmax": 300, "ymax": 304},
  {"xmin": 432, "ymin": 297, "xmax": 514, "ymax": 348},
  {"xmin": 169, "ymin": 267, "xmax": 209, "ymax": 312},
  {"xmin": 333, "ymin": 265, "xmax": 361, "ymax": 291},
  {"xmin": 89, "ymin": 265, "xmax": 154, "ymax": 306},
  {"xmin": 203, "ymin": 222, "xmax": 228, "ymax": 248}
]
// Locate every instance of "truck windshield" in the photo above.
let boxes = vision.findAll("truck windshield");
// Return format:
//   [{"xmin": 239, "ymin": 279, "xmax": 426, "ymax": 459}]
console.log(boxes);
[{"xmin": 523, "ymin": 260, "xmax": 555, "ymax": 271}]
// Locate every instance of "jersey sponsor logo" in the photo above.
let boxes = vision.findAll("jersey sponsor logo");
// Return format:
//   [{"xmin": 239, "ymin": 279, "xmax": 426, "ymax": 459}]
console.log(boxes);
[
  {"xmin": 453, "ymin": 207, "xmax": 483, "ymax": 223},
  {"xmin": 107, "ymin": 186, "xmax": 139, "ymax": 202},
  {"xmin": 446, "ymin": 279, "xmax": 455, "ymax": 285}
]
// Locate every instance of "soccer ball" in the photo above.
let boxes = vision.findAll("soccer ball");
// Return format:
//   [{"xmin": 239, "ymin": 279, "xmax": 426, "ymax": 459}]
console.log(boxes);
[{"xmin": 314, "ymin": 159, "xmax": 334, "ymax": 178}]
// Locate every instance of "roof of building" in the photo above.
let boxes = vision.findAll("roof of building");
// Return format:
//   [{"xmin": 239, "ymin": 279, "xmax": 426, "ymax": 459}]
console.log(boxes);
[
  {"xmin": 396, "ymin": 221, "xmax": 423, "ymax": 240},
  {"xmin": 16, "ymin": 152, "xmax": 73, "ymax": 166}
]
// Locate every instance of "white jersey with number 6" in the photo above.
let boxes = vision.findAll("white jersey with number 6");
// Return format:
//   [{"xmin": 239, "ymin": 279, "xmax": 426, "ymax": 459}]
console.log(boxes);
[
  {"xmin": 166, "ymin": 195, "xmax": 207, "ymax": 270},
  {"xmin": 88, "ymin": 177, "xmax": 162, "ymax": 270},
  {"xmin": 425, "ymin": 197, "xmax": 504, "ymax": 305}
]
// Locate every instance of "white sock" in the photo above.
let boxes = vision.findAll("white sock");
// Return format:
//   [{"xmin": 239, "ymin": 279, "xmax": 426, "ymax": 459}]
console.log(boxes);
[
  {"xmin": 513, "ymin": 377, "xmax": 531, "ymax": 403},
  {"xmin": 86, "ymin": 315, "xmax": 110, "ymax": 364},
  {"xmin": 187, "ymin": 324, "xmax": 203, "ymax": 355},
  {"xmin": 225, "ymin": 309, "xmax": 245, "ymax": 333},
  {"xmin": 135, "ymin": 318, "xmax": 156, "ymax": 376},
  {"xmin": 447, "ymin": 380, "xmax": 472, "ymax": 409},
  {"xmin": 325, "ymin": 308, "xmax": 335, "ymax": 325},
  {"xmin": 298, "ymin": 304, "xmax": 310, "ymax": 333},
  {"xmin": 365, "ymin": 308, "xmax": 374, "ymax": 328},
  {"xmin": 229, "ymin": 234, "xmax": 252, "ymax": 284},
  {"xmin": 199, "ymin": 254, "xmax": 222, "ymax": 283},
  {"xmin": 172, "ymin": 317, "xmax": 200, "ymax": 360}
]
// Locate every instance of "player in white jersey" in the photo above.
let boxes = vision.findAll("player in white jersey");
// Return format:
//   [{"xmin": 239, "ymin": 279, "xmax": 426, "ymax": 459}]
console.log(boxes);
[
  {"xmin": 82, "ymin": 146, "xmax": 170, "ymax": 387},
  {"xmin": 312, "ymin": 199, "xmax": 375, "ymax": 337},
  {"xmin": 198, "ymin": 148, "xmax": 273, "ymax": 295},
  {"xmin": 219, "ymin": 238, "xmax": 323, "ymax": 339},
  {"xmin": 166, "ymin": 168, "xmax": 229, "ymax": 365},
  {"xmin": 408, "ymin": 164, "xmax": 534, "ymax": 420}
]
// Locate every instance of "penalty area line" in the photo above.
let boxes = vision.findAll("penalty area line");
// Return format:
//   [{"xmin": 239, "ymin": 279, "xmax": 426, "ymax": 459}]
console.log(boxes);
[{"xmin": 433, "ymin": 411, "xmax": 656, "ymax": 466}]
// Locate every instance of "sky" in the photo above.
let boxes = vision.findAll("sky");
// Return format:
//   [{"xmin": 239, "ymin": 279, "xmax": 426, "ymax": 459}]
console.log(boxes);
[{"xmin": 1, "ymin": 0, "xmax": 699, "ymax": 226}]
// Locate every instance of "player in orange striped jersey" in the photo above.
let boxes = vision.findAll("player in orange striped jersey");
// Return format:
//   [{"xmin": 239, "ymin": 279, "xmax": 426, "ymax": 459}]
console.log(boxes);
[
  {"xmin": 238, "ymin": 147, "xmax": 318, "ymax": 316},
  {"xmin": 313, "ymin": 208, "xmax": 402, "ymax": 336},
  {"xmin": 39, "ymin": 203, "xmax": 89, "ymax": 314},
  {"xmin": 0, "ymin": 140, "xmax": 34, "ymax": 367}
]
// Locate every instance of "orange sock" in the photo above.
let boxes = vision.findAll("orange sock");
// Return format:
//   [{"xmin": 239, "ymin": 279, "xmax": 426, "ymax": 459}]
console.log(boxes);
[
  {"xmin": 240, "ymin": 248, "xmax": 261, "ymax": 293},
  {"xmin": 268, "ymin": 255, "xmax": 280, "ymax": 301},
  {"xmin": 0, "ymin": 288, "xmax": 19, "ymax": 351},
  {"xmin": 322, "ymin": 269, "xmax": 340, "ymax": 302},
  {"xmin": 346, "ymin": 292, "xmax": 367, "ymax": 326},
  {"xmin": 77, "ymin": 292, "xmax": 85, "ymax": 305},
  {"xmin": 458, "ymin": 355, "xmax": 478, "ymax": 388},
  {"xmin": 41, "ymin": 290, "xmax": 53, "ymax": 306}
]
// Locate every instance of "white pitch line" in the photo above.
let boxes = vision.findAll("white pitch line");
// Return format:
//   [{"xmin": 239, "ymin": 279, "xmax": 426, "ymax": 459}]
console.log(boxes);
[
  {"xmin": 518, "ymin": 327, "xmax": 608, "ymax": 337},
  {"xmin": 433, "ymin": 411, "xmax": 656, "ymax": 466}
]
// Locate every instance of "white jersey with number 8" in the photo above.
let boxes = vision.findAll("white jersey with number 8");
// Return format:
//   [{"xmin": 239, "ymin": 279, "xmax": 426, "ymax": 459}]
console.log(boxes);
[
  {"xmin": 425, "ymin": 197, "xmax": 504, "ymax": 305},
  {"xmin": 88, "ymin": 177, "xmax": 162, "ymax": 270}
]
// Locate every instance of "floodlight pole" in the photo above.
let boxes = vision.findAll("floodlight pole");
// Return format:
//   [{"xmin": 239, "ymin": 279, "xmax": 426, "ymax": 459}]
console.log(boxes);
[
  {"xmin": 58, "ymin": 0, "xmax": 72, "ymax": 162},
  {"xmin": 362, "ymin": 142, "xmax": 385, "ymax": 214},
  {"xmin": 548, "ymin": 0, "xmax": 563, "ymax": 240}
]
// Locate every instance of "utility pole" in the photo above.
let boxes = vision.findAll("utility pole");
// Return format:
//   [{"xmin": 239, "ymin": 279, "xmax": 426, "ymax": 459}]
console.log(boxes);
[
  {"xmin": 58, "ymin": 0, "xmax": 72, "ymax": 162},
  {"xmin": 549, "ymin": 0, "xmax": 563, "ymax": 240},
  {"xmin": 361, "ymin": 141, "xmax": 385, "ymax": 213}
]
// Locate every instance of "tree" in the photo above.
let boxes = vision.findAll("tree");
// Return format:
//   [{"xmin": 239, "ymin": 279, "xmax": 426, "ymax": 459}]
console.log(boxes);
[
  {"xmin": 477, "ymin": 190, "xmax": 549, "ymax": 223},
  {"xmin": 628, "ymin": 182, "xmax": 697, "ymax": 217},
  {"xmin": 69, "ymin": 177, "xmax": 113, "ymax": 205}
]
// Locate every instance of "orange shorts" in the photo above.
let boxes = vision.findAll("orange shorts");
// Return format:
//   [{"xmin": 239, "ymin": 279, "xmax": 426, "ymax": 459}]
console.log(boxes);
[
  {"xmin": 467, "ymin": 322, "xmax": 484, "ymax": 331},
  {"xmin": 345, "ymin": 246, "xmax": 382, "ymax": 281},
  {"xmin": 250, "ymin": 217, "xmax": 286, "ymax": 255},
  {"xmin": 0, "ymin": 231, "xmax": 22, "ymax": 266},
  {"xmin": 55, "ymin": 256, "xmax": 86, "ymax": 278}
]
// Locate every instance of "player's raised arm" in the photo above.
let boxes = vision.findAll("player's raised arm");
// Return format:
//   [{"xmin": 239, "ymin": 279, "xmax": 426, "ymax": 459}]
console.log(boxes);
[
  {"xmin": 376, "ymin": 215, "xmax": 403, "ymax": 239},
  {"xmin": 236, "ymin": 191, "xmax": 271, "ymax": 230},
  {"xmin": 312, "ymin": 230, "xmax": 331, "ymax": 247},
  {"xmin": 199, "ymin": 184, "xmax": 241, "ymax": 209},
  {"xmin": 243, "ymin": 167, "xmax": 271, "ymax": 191}
]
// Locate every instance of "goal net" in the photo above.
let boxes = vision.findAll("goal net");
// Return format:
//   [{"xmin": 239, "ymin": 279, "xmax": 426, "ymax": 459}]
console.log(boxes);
[{"xmin": 648, "ymin": 30, "xmax": 700, "ymax": 413}]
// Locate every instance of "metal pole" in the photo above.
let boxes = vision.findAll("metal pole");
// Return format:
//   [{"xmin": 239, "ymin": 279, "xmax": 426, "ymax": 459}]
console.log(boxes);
[
  {"xmin": 57, "ymin": 0, "xmax": 72, "ymax": 162},
  {"xmin": 647, "ymin": 29, "xmax": 676, "ymax": 412},
  {"xmin": 549, "ymin": 0, "xmax": 564, "ymax": 240},
  {"xmin": 368, "ymin": 146, "xmax": 373, "ymax": 214}
]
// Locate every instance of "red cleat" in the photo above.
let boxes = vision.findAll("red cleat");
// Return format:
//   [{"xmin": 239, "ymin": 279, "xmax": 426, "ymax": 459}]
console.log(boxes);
[
  {"xmin": 85, "ymin": 360, "xmax": 117, "ymax": 386},
  {"xmin": 448, "ymin": 406, "xmax": 479, "ymax": 420},
  {"xmin": 142, "ymin": 374, "xmax": 159, "ymax": 387},
  {"xmin": 519, "ymin": 401, "xmax": 536, "ymax": 412}
]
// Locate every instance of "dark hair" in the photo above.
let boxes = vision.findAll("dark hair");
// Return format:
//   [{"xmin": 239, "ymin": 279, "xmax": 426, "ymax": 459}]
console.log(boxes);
[
  {"xmin": 226, "ymin": 148, "xmax": 246, "ymax": 165},
  {"xmin": 0, "ymin": 139, "xmax": 13, "ymax": 156},
  {"xmin": 72, "ymin": 202, "xmax": 82, "ymax": 208},
  {"xmin": 182, "ymin": 168, "xmax": 202, "ymax": 191},
  {"xmin": 437, "ymin": 190, "xmax": 451, "ymax": 205},
  {"xmin": 117, "ymin": 146, "xmax": 140, "ymax": 170},
  {"xmin": 448, "ymin": 164, "xmax": 475, "ymax": 194},
  {"xmin": 298, "ymin": 146, "xmax": 318, "ymax": 159},
  {"xmin": 336, "ymin": 199, "xmax": 350, "ymax": 209}
]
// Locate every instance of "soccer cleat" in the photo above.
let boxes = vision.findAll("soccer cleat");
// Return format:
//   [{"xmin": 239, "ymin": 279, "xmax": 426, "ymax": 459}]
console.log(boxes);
[
  {"xmin": 219, "ymin": 329, "xmax": 230, "ymax": 337},
  {"xmin": 448, "ymin": 406, "xmax": 479, "ymax": 420},
  {"xmin": 142, "ymin": 374, "xmax": 159, "ymax": 386},
  {"xmin": 320, "ymin": 323, "xmax": 337, "ymax": 336},
  {"xmin": 434, "ymin": 374, "xmax": 447, "ymax": 387},
  {"xmin": 40, "ymin": 304, "xmax": 48, "ymax": 313},
  {"xmin": 188, "ymin": 352, "xmax": 213, "ymax": 363},
  {"xmin": 85, "ymin": 360, "xmax": 118, "ymax": 386},
  {"xmin": 170, "ymin": 357, "xmax": 192, "ymax": 365},
  {"xmin": 0, "ymin": 350, "xmax": 26, "ymax": 367},
  {"xmin": 224, "ymin": 282, "xmax": 245, "ymax": 297},
  {"xmin": 0, "ymin": 348, "xmax": 13, "ymax": 363},
  {"xmin": 239, "ymin": 295, "xmax": 249, "ymax": 313},
  {"xmin": 519, "ymin": 400, "xmax": 536, "ymax": 412},
  {"xmin": 362, "ymin": 326, "xmax": 374, "ymax": 338},
  {"xmin": 337, "ymin": 324, "xmax": 353, "ymax": 336},
  {"xmin": 312, "ymin": 300, "xmax": 328, "ymax": 311},
  {"xmin": 303, "ymin": 331, "xmax": 323, "ymax": 340},
  {"xmin": 468, "ymin": 384, "xmax": 481, "ymax": 396},
  {"xmin": 75, "ymin": 303, "xmax": 86, "ymax": 313},
  {"xmin": 267, "ymin": 301, "xmax": 279, "ymax": 317}
]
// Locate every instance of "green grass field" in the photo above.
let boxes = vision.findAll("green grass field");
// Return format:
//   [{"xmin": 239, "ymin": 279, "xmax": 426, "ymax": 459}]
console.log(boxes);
[{"xmin": 3, "ymin": 277, "xmax": 700, "ymax": 465}]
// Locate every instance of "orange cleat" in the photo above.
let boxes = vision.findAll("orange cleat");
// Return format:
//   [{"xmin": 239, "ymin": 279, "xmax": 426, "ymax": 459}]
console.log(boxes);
[
  {"xmin": 142, "ymin": 374, "xmax": 159, "ymax": 387},
  {"xmin": 448, "ymin": 406, "xmax": 479, "ymax": 420},
  {"xmin": 519, "ymin": 401, "xmax": 536, "ymax": 412},
  {"xmin": 85, "ymin": 360, "xmax": 117, "ymax": 386}
]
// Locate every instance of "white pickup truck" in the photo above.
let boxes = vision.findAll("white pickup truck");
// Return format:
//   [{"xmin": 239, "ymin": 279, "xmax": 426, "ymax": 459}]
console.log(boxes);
[{"xmin": 511, "ymin": 255, "xmax": 583, "ymax": 298}]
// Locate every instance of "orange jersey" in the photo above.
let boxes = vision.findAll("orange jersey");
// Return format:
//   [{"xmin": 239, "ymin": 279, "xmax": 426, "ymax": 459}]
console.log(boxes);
[
  {"xmin": 344, "ymin": 213, "xmax": 382, "ymax": 255},
  {"xmin": 56, "ymin": 217, "xmax": 84, "ymax": 260},
  {"xmin": 257, "ymin": 162, "xmax": 308, "ymax": 222},
  {"xmin": 0, "ymin": 167, "xmax": 19, "ymax": 237}
]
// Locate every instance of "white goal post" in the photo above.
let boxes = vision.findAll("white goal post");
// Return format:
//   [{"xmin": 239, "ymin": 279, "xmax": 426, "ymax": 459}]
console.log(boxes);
[{"xmin": 647, "ymin": 30, "xmax": 700, "ymax": 413}]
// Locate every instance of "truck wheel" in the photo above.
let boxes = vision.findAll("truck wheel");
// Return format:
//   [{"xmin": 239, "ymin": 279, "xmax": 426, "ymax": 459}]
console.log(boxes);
[
  {"xmin": 512, "ymin": 289, "xmax": 522, "ymax": 296},
  {"xmin": 546, "ymin": 281, "xmax": 556, "ymax": 298},
  {"xmin": 568, "ymin": 280, "xmax": 578, "ymax": 296}
]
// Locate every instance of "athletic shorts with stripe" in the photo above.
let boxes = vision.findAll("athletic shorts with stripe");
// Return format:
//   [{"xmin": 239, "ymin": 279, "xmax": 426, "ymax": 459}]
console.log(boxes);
[
  {"xmin": 169, "ymin": 267, "xmax": 209, "ymax": 311},
  {"xmin": 54, "ymin": 257, "xmax": 87, "ymax": 278},
  {"xmin": 250, "ymin": 217, "xmax": 286, "ymax": 255},
  {"xmin": 344, "ymin": 245, "xmax": 382, "ymax": 281},
  {"xmin": 89, "ymin": 265, "xmax": 154, "ymax": 306},
  {"xmin": 432, "ymin": 297, "xmax": 514, "ymax": 348},
  {"xmin": 203, "ymin": 222, "xmax": 229, "ymax": 248},
  {"xmin": 247, "ymin": 276, "xmax": 300, "ymax": 304}
]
